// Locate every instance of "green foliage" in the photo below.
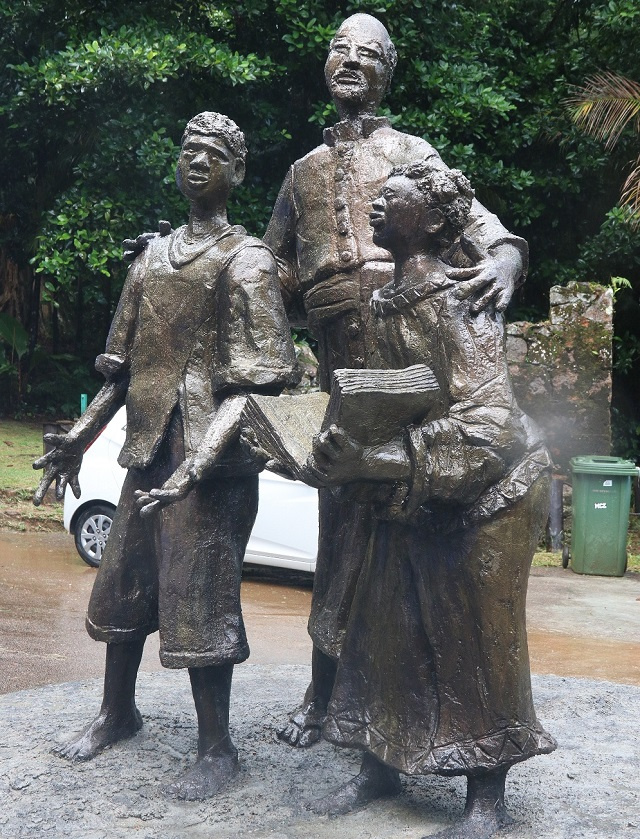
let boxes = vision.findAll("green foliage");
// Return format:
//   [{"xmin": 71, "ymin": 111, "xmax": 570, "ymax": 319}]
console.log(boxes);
[
  {"xmin": 0, "ymin": 313, "xmax": 29, "ymax": 362},
  {"xmin": 566, "ymin": 71, "xmax": 640, "ymax": 229},
  {"xmin": 610, "ymin": 276, "xmax": 633, "ymax": 300},
  {"xmin": 611, "ymin": 407, "xmax": 640, "ymax": 463},
  {"xmin": 25, "ymin": 354, "xmax": 103, "ymax": 418},
  {"xmin": 0, "ymin": 313, "xmax": 30, "ymax": 407},
  {"xmin": 0, "ymin": 0, "xmax": 639, "ymax": 419},
  {"xmin": 0, "ymin": 417, "xmax": 46, "ymax": 491}
]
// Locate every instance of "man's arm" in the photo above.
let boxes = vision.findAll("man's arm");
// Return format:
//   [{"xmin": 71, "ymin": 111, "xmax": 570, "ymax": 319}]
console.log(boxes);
[
  {"xmin": 121, "ymin": 220, "xmax": 172, "ymax": 263},
  {"xmin": 263, "ymin": 167, "xmax": 306, "ymax": 322},
  {"xmin": 446, "ymin": 199, "xmax": 526, "ymax": 313}
]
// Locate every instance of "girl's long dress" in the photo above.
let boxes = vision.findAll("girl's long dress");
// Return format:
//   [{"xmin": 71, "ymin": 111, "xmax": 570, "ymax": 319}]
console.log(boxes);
[{"xmin": 323, "ymin": 271, "xmax": 556, "ymax": 775}]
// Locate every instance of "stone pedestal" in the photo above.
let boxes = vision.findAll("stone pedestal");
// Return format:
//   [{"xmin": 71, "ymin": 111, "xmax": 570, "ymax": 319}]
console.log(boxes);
[{"xmin": 1, "ymin": 665, "xmax": 638, "ymax": 838}]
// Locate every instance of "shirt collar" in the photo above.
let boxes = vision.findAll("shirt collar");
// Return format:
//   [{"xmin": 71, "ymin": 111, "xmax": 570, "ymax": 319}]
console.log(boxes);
[{"xmin": 323, "ymin": 115, "xmax": 390, "ymax": 147}]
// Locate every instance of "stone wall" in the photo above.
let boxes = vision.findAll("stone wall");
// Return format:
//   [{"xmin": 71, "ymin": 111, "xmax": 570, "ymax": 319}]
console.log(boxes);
[{"xmin": 506, "ymin": 281, "xmax": 613, "ymax": 476}]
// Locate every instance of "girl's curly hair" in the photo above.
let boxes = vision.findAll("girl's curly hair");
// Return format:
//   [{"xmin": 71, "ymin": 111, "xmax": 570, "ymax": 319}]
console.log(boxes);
[{"xmin": 390, "ymin": 161, "xmax": 474, "ymax": 246}]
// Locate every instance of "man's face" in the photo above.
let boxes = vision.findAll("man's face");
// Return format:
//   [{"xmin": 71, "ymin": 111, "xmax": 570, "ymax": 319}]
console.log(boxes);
[
  {"xmin": 370, "ymin": 175, "xmax": 433, "ymax": 252},
  {"xmin": 324, "ymin": 21, "xmax": 391, "ymax": 112},
  {"xmin": 176, "ymin": 133, "xmax": 244, "ymax": 204}
]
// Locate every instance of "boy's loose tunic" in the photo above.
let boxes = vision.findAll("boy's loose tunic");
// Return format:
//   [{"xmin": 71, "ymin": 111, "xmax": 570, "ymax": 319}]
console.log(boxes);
[{"xmin": 86, "ymin": 226, "xmax": 297, "ymax": 668}]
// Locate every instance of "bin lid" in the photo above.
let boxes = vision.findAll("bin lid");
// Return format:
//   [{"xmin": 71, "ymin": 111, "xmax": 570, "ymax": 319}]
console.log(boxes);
[{"xmin": 570, "ymin": 455, "xmax": 638, "ymax": 476}]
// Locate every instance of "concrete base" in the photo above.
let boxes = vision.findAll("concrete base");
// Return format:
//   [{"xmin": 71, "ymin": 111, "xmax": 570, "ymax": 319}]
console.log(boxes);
[{"xmin": 0, "ymin": 666, "xmax": 638, "ymax": 839}]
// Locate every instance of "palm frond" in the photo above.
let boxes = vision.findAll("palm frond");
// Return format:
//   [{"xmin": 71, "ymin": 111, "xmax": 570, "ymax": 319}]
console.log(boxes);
[
  {"xmin": 620, "ymin": 156, "xmax": 640, "ymax": 230},
  {"xmin": 565, "ymin": 71, "xmax": 640, "ymax": 150}
]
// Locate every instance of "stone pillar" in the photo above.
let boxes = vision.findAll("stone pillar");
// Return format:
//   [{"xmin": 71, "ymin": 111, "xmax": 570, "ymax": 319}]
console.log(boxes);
[{"xmin": 506, "ymin": 281, "xmax": 613, "ymax": 475}]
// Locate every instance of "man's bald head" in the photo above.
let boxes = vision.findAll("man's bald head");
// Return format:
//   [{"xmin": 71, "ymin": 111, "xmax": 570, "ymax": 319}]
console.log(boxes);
[
  {"xmin": 330, "ymin": 14, "xmax": 397, "ymax": 75},
  {"xmin": 325, "ymin": 14, "xmax": 397, "ymax": 115}
]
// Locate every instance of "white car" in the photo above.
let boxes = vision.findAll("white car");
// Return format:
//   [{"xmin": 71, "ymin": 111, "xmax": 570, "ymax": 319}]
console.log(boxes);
[{"xmin": 63, "ymin": 406, "xmax": 318, "ymax": 573}]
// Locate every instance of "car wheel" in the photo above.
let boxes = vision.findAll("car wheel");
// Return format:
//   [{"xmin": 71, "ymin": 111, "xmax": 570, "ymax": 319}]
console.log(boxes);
[{"xmin": 74, "ymin": 504, "xmax": 115, "ymax": 568}]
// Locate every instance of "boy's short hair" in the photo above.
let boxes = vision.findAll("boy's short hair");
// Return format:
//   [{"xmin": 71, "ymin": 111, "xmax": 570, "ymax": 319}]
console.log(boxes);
[
  {"xmin": 181, "ymin": 112, "xmax": 247, "ymax": 162},
  {"xmin": 391, "ymin": 161, "xmax": 474, "ymax": 241}
]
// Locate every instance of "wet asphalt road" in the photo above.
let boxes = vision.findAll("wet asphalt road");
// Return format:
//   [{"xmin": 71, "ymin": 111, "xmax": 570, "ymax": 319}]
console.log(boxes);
[{"xmin": 0, "ymin": 530, "xmax": 639, "ymax": 695}]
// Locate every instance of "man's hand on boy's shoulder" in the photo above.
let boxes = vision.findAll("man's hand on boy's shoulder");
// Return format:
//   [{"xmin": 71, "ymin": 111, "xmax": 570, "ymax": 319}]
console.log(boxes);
[
  {"xmin": 122, "ymin": 220, "xmax": 173, "ymax": 263},
  {"xmin": 446, "ymin": 242, "xmax": 522, "ymax": 314}
]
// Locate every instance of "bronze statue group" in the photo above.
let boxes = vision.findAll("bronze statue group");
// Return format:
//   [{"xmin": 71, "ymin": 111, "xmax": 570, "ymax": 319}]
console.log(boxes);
[{"xmin": 34, "ymin": 14, "xmax": 555, "ymax": 839}]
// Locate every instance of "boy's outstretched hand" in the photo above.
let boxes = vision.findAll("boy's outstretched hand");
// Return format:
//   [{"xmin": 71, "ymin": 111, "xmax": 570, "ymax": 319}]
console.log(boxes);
[
  {"xmin": 33, "ymin": 434, "xmax": 84, "ymax": 506},
  {"xmin": 134, "ymin": 463, "xmax": 194, "ymax": 518}
]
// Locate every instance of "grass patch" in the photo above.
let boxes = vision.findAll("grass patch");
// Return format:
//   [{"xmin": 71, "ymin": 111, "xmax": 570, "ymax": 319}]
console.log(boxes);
[
  {"xmin": 533, "ymin": 541, "xmax": 640, "ymax": 574},
  {"xmin": 532, "ymin": 551, "xmax": 562, "ymax": 568},
  {"xmin": 0, "ymin": 418, "xmax": 44, "ymax": 493},
  {"xmin": 0, "ymin": 417, "xmax": 64, "ymax": 531},
  {"xmin": 532, "ymin": 550, "xmax": 639, "ymax": 572},
  {"xmin": 627, "ymin": 515, "xmax": 640, "ymax": 572}
]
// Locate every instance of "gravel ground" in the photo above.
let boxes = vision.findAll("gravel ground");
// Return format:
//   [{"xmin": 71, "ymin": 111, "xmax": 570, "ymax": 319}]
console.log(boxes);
[{"xmin": 0, "ymin": 665, "xmax": 638, "ymax": 839}]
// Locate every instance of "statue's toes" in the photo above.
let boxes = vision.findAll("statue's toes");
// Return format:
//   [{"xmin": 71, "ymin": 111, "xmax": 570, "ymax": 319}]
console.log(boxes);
[
  {"xmin": 297, "ymin": 725, "xmax": 322, "ymax": 748},
  {"xmin": 276, "ymin": 723, "xmax": 301, "ymax": 746}
]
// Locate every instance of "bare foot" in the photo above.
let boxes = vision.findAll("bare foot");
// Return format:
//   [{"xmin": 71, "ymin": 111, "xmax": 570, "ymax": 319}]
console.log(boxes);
[
  {"xmin": 164, "ymin": 749, "xmax": 240, "ymax": 801},
  {"xmin": 428, "ymin": 770, "xmax": 515, "ymax": 839},
  {"xmin": 426, "ymin": 810, "xmax": 512, "ymax": 839},
  {"xmin": 277, "ymin": 697, "xmax": 326, "ymax": 748},
  {"xmin": 52, "ymin": 708, "xmax": 143, "ymax": 761},
  {"xmin": 308, "ymin": 754, "xmax": 402, "ymax": 816}
]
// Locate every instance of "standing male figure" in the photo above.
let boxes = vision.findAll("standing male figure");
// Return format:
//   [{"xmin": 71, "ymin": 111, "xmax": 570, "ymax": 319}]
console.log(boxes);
[
  {"xmin": 264, "ymin": 13, "xmax": 529, "ymax": 750},
  {"xmin": 33, "ymin": 112, "xmax": 297, "ymax": 800}
]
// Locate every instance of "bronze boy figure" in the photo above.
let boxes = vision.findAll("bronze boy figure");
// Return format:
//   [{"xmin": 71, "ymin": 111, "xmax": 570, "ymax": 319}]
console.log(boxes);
[
  {"xmin": 264, "ymin": 13, "xmax": 529, "ymax": 749},
  {"xmin": 306, "ymin": 163, "xmax": 555, "ymax": 838},
  {"xmin": 33, "ymin": 112, "xmax": 297, "ymax": 800}
]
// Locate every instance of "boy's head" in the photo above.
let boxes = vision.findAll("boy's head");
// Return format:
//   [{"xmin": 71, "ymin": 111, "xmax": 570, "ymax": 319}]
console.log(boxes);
[
  {"xmin": 176, "ymin": 112, "xmax": 246, "ymax": 204},
  {"xmin": 370, "ymin": 161, "xmax": 474, "ymax": 254}
]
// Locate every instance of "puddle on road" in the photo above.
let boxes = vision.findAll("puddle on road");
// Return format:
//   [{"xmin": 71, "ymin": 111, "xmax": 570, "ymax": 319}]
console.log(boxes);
[
  {"xmin": 528, "ymin": 629, "xmax": 640, "ymax": 686},
  {"xmin": 1, "ymin": 531, "xmax": 638, "ymax": 692},
  {"xmin": 0, "ymin": 531, "xmax": 313, "ymax": 691}
]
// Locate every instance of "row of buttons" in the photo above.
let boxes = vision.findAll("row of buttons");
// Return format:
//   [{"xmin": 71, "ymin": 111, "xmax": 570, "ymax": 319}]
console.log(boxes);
[{"xmin": 334, "ymin": 145, "xmax": 356, "ymax": 263}]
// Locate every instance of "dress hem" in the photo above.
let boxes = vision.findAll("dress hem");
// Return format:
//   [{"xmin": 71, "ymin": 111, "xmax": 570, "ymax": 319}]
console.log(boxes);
[{"xmin": 323, "ymin": 716, "xmax": 557, "ymax": 776}]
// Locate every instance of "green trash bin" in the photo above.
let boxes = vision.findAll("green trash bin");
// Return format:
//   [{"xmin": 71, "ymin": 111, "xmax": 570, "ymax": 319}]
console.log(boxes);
[{"xmin": 570, "ymin": 455, "xmax": 639, "ymax": 577}]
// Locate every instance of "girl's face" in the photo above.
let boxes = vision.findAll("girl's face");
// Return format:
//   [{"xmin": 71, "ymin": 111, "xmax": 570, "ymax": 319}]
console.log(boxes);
[{"xmin": 370, "ymin": 175, "xmax": 433, "ymax": 254}]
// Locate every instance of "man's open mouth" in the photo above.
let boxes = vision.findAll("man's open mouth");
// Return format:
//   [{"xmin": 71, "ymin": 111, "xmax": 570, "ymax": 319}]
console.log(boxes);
[
  {"xmin": 334, "ymin": 72, "xmax": 364, "ymax": 84},
  {"xmin": 187, "ymin": 173, "xmax": 209, "ymax": 184}
]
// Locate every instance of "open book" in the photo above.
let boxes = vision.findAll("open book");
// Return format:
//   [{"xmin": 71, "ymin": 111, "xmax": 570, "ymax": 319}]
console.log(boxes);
[{"xmin": 243, "ymin": 364, "xmax": 440, "ymax": 481}]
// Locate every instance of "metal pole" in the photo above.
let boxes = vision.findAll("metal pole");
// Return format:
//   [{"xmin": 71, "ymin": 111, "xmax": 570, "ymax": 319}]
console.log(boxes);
[{"xmin": 546, "ymin": 476, "xmax": 564, "ymax": 552}]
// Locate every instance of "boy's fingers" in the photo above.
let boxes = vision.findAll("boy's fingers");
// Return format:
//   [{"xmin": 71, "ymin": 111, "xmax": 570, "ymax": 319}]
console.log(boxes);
[
  {"xmin": 33, "ymin": 469, "xmax": 55, "ymax": 506},
  {"xmin": 69, "ymin": 474, "xmax": 82, "ymax": 499},
  {"xmin": 33, "ymin": 451, "xmax": 54, "ymax": 470},
  {"xmin": 55, "ymin": 475, "xmax": 68, "ymax": 501},
  {"xmin": 139, "ymin": 499, "xmax": 162, "ymax": 518}
]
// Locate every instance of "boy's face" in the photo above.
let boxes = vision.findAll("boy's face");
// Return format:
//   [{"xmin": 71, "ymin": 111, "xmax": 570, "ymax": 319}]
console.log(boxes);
[
  {"xmin": 370, "ymin": 175, "xmax": 433, "ymax": 252},
  {"xmin": 176, "ymin": 132, "xmax": 244, "ymax": 204}
]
